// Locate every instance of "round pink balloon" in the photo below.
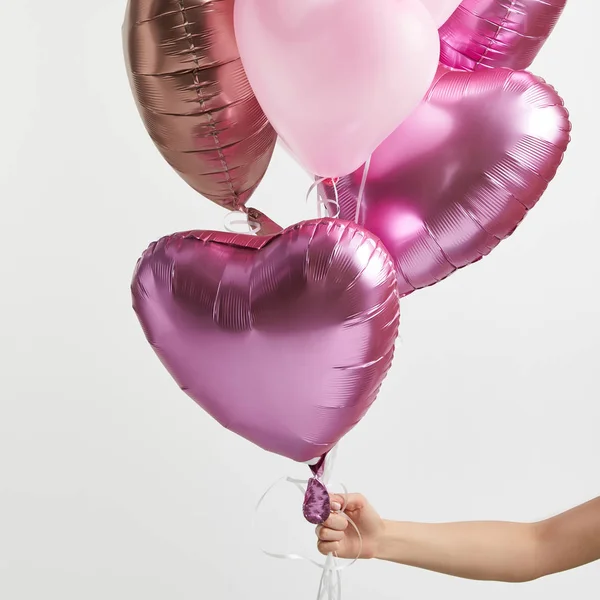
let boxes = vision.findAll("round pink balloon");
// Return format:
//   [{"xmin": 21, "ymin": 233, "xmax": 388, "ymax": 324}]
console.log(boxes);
[
  {"xmin": 420, "ymin": 0, "xmax": 462, "ymax": 26},
  {"xmin": 234, "ymin": 0, "xmax": 440, "ymax": 178},
  {"xmin": 132, "ymin": 219, "xmax": 400, "ymax": 463},
  {"xmin": 320, "ymin": 66, "xmax": 571, "ymax": 296}
]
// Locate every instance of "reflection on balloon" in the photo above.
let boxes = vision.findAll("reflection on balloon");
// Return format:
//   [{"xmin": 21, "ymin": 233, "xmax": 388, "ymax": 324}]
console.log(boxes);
[
  {"xmin": 132, "ymin": 219, "xmax": 400, "ymax": 463},
  {"xmin": 320, "ymin": 65, "xmax": 571, "ymax": 296},
  {"xmin": 123, "ymin": 0, "xmax": 276, "ymax": 210},
  {"xmin": 440, "ymin": 0, "xmax": 567, "ymax": 71}
]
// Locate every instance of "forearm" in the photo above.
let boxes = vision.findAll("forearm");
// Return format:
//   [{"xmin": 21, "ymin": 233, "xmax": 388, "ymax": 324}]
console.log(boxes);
[{"xmin": 375, "ymin": 519, "xmax": 541, "ymax": 582}]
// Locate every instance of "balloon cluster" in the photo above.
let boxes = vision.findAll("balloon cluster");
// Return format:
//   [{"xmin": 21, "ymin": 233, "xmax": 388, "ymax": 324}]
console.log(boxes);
[{"xmin": 124, "ymin": 0, "xmax": 570, "ymax": 524}]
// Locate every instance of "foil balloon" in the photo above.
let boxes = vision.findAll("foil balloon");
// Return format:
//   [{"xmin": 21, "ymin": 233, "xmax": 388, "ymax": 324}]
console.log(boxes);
[
  {"xmin": 234, "ymin": 0, "xmax": 440, "ymax": 178},
  {"xmin": 320, "ymin": 65, "xmax": 571, "ymax": 297},
  {"xmin": 303, "ymin": 478, "xmax": 331, "ymax": 525},
  {"xmin": 123, "ymin": 0, "xmax": 276, "ymax": 211},
  {"xmin": 132, "ymin": 219, "xmax": 400, "ymax": 463},
  {"xmin": 440, "ymin": 0, "xmax": 567, "ymax": 71}
]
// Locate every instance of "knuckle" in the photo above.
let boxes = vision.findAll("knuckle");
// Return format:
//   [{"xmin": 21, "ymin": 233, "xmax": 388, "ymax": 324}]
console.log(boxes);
[
  {"xmin": 317, "ymin": 541, "xmax": 329, "ymax": 555},
  {"xmin": 318, "ymin": 540, "xmax": 338, "ymax": 555}
]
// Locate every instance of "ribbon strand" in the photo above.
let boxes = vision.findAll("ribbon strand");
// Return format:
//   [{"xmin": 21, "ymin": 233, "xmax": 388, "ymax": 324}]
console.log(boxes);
[
  {"xmin": 223, "ymin": 209, "xmax": 262, "ymax": 234},
  {"xmin": 307, "ymin": 178, "xmax": 341, "ymax": 219},
  {"xmin": 308, "ymin": 156, "xmax": 371, "ymax": 223},
  {"xmin": 253, "ymin": 448, "xmax": 361, "ymax": 600},
  {"xmin": 355, "ymin": 155, "xmax": 371, "ymax": 224}
]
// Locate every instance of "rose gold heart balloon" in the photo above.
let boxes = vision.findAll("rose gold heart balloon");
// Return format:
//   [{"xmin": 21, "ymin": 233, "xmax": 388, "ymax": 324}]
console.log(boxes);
[
  {"xmin": 123, "ymin": 0, "xmax": 276, "ymax": 210},
  {"xmin": 132, "ymin": 219, "xmax": 400, "ymax": 463},
  {"xmin": 320, "ymin": 65, "xmax": 571, "ymax": 296},
  {"xmin": 440, "ymin": 0, "xmax": 567, "ymax": 71}
]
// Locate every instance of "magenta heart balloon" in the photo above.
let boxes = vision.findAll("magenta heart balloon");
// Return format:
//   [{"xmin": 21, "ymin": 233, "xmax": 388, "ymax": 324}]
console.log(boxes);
[
  {"xmin": 320, "ymin": 65, "xmax": 571, "ymax": 296},
  {"xmin": 440, "ymin": 0, "xmax": 567, "ymax": 72},
  {"xmin": 132, "ymin": 219, "xmax": 400, "ymax": 463}
]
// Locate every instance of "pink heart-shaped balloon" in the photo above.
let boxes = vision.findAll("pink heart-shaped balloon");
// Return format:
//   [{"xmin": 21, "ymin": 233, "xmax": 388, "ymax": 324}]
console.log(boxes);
[
  {"xmin": 440, "ymin": 0, "xmax": 567, "ymax": 72},
  {"xmin": 320, "ymin": 65, "xmax": 571, "ymax": 296},
  {"xmin": 132, "ymin": 219, "xmax": 400, "ymax": 462}
]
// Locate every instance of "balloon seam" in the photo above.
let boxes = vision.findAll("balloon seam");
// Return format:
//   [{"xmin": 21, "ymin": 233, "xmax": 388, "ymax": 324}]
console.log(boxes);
[
  {"xmin": 176, "ymin": 0, "xmax": 240, "ymax": 207},
  {"xmin": 473, "ymin": 0, "xmax": 519, "ymax": 70}
]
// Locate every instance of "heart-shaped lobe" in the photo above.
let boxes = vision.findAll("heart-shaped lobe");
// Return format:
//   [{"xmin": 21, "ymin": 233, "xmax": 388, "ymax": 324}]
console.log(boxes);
[
  {"xmin": 132, "ymin": 219, "xmax": 400, "ymax": 462},
  {"xmin": 440, "ymin": 0, "xmax": 567, "ymax": 71},
  {"xmin": 321, "ymin": 66, "xmax": 571, "ymax": 296}
]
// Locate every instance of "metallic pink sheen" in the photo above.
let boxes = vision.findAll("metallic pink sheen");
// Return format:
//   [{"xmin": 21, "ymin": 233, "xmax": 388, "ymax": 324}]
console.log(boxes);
[
  {"xmin": 321, "ymin": 65, "xmax": 571, "ymax": 297},
  {"xmin": 303, "ymin": 478, "xmax": 331, "ymax": 525},
  {"xmin": 131, "ymin": 219, "xmax": 400, "ymax": 463},
  {"xmin": 440, "ymin": 0, "xmax": 567, "ymax": 72}
]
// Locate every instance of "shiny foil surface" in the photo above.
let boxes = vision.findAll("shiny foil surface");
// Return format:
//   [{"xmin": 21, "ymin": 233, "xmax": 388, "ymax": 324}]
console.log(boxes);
[
  {"xmin": 303, "ymin": 478, "xmax": 331, "ymax": 525},
  {"xmin": 123, "ymin": 0, "xmax": 276, "ymax": 210},
  {"xmin": 321, "ymin": 65, "xmax": 571, "ymax": 297},
  {"xmin": 132, "ymin": 219, "xmax": 400, "ymax": 463},
  {"xmin": 440, "ymin": 0, "xmax": 567, "ymax": 71}
]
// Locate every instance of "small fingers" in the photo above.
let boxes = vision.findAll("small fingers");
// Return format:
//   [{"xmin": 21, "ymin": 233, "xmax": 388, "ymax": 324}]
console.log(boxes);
[
  {"xmin": 322, "ymin": 512, "xmax": 349, "ymax": 532},
  {"xmin": 330, "ymin": 495, "xmax": 344, "ymax": 512},
  {"xmin": 317, "ymin": 540, "xmax": 340, "ymax": 556},
  {"xmin": 330, "ymin": 493, "xmax": 366, "ymax": 513},
  {"xmin": 316, "ymin": 525, "xmax": 345, "ymax": 542}
]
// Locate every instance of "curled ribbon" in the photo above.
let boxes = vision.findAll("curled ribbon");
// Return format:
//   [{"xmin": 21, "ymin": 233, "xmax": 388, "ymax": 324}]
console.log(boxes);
[
  {"xmin": 307, "ymin": 178, "xmax": 341, "ymax": 219},
  {"xmin": 224, "ymin": 207, "xmax": 283, "ymax": 236},
  {"xmin": 309, "ymin": 155, "xmax": 372, "ymax": 223},
  {"xmin": 253, "ymin": 448, "xmax": 362, "ymax": 600},
  {"xmin": 223, "ymin": 210, "xmax": 262, "ymax": 234}
]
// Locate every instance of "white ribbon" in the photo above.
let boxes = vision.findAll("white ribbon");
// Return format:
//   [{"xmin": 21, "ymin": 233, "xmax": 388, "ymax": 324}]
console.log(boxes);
[
  {"xmin": 306, "ymin": 178, "xmax": 341, "ymax": 219},
  {"xmin": 253, "ymin": 448, "xmax": 362, "ymax": 600},
  {"xmin": 355, "ymin": 155, "xmax": 371, "ymax": 225},
  {"xmin": 307, "ymin": 156, "xmax": 371, "ymax": 224},
  {"xmin": 223, "ymin": 210, "xmax": 262, "ymax": 234}
]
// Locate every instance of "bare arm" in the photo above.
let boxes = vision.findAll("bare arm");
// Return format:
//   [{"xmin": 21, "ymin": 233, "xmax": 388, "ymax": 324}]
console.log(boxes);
[
  {"xmin": 317, "ymin": 495, "xmax": 600, "ymax": 583},
  {"xmin": 377, "ymin": 496, "xmax": 600, "ymax": 582},
  {"xmin": 377, "ymin": 519, "xmax": 539, "ymax": 582}
]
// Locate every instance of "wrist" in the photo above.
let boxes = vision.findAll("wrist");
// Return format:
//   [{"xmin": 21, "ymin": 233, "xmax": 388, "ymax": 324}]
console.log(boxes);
[{"xmin": 374, "ymin": 519, "xmax": 399, "ymax": 561}]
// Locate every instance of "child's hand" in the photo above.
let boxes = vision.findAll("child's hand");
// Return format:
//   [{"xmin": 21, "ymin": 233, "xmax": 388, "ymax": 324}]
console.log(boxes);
[{"xmin": 316, "ymin": 494, "xmax": 384, "ymax": 559}]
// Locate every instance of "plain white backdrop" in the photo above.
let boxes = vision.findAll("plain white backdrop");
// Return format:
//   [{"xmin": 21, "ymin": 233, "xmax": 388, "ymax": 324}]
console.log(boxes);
[{"xmin": 0, "ymin": 1, "xmax": 598, "ymax": 598}]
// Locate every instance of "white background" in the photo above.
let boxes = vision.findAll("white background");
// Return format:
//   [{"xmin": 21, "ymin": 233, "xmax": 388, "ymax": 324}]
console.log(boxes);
[{"xmin": 0, "ymin": 1, "xmax": 598, "ymax": 599}]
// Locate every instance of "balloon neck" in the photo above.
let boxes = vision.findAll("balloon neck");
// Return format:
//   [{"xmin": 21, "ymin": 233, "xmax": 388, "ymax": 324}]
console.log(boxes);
[
  {"xmin": 303, "ymin": 477, "xmax": 331, "ymax": 525},
  {"xmin": 302, "ymin": 455, "xmax": 331, "ymax": 525},
  {"xmin": 306, "ymin": 454, "xmax": 327, "ymax": 478},
  {"xmin": 245, "ymin": 207, "xmax": 283, "ymax": 237}
]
